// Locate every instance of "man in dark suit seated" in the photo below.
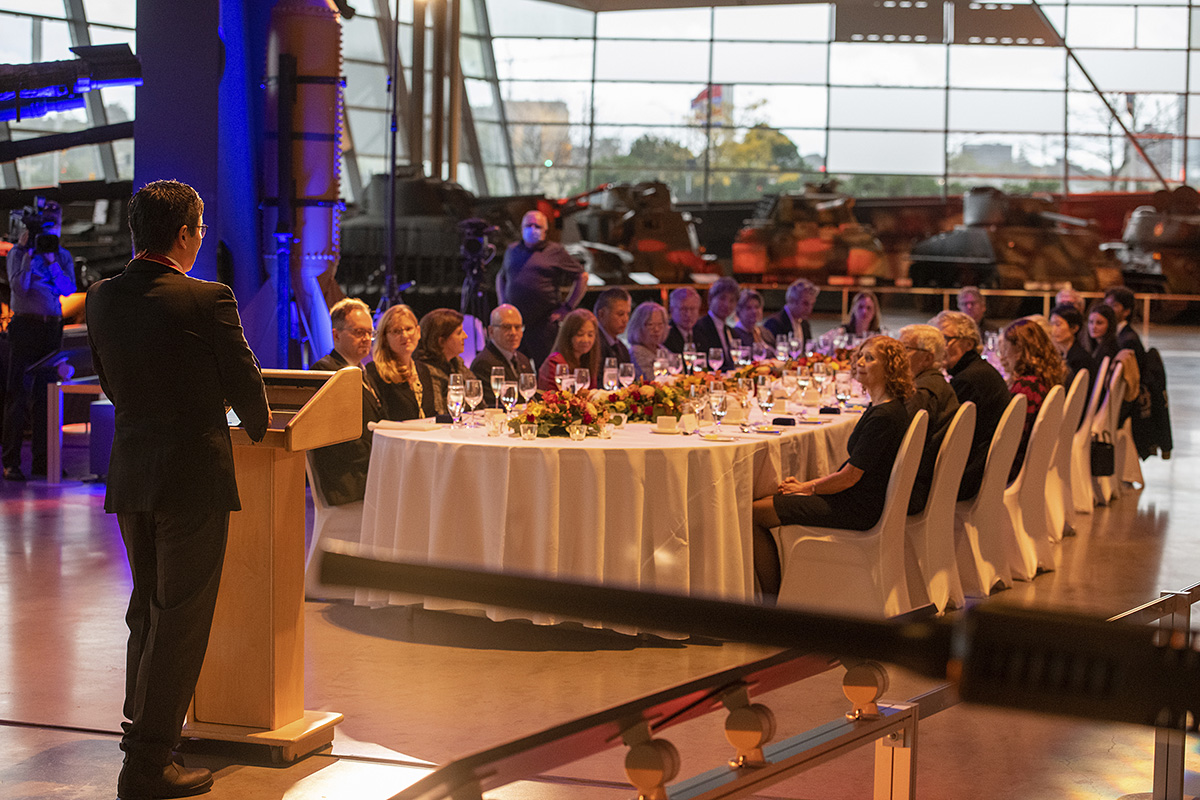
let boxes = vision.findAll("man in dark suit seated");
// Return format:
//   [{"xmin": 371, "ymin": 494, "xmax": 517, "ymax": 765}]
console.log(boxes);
[
  {"xmin": 1104, "ymin": 286, "xmax": 1146, "ymax": 364},
  {"xmin": 309, "ymin": 297, "xmax": 382, "ymax": 506},
  {"xmin": 957, "ymin": 286, "xmax": 998, "ymax": 335},
  {"xmin": 932, "ymin": 310, "xmax": 1009, "ymax": 501},
  {"xmin": 663, "ymin": 286, "xmax": 702, "ymax": 353},
  {"xmin": 593, "ymin": 287, "xmax": 632, "ymax": 366},
  {"xmin": 900, "ymin": 324, "xmax": 961, "ymax": 514},
  {"xmin": 470, "ymin": 304, "xmax": 534, "ymax": 406},
  {"xmin": 763, "ymin": 278, "xmax": 818, "ymax": 351},
  {"xmin": 691, "ymin": 276, "xmax": 740, "ymax": 371},
  {"xmin": 87, "ymin": 180, "xmax": 270, "ymax": 800}
]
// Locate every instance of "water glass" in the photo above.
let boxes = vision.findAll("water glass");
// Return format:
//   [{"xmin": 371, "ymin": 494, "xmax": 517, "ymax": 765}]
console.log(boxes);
[
  {"xmin": 500, "ymin": 381, "xmax": 519, "ymax": 414},
  {"xmin": 574, "ymin": 368, "xmax": 591, "ymax": 391},
  {"xmin": 604, "ymin": 357, "xmax": 618, "ymax": 372},
  {"xmin": 752, "ymin": 342, "xmax": 765, "ymax": 362},
  {"xmin": 519, "ymin": 371, "xmax": 537, "ymax": 403},
  {"xmin": 464, "ymin": 379, "xmax": 483, "ymax": 425},
  {"xmin": 776, "ymin": 342, "xmax": 789, "ymax": 361},
  {"xmin": 666, "ymin": 353, "xmax": 683, "ymax": 376},
  {"xmin": 835, "ymin": 370, "xmax": 853, "ymax": 407},
  {"xmin": 757, "ymin": 386, "xmax": 773, "ymax": 419},
  {"xmin": 782, "ymin": 369, "xmax": 798, "ymax": 397},
  {"xmin": 618, "ymin": 362, "xmax": 635, "ymax": 388},
  {"xmin": 491, "ymin": 367, "xmax": 506, "ymax": 407},
  {"xmin": 603, "ymin": 367, "xmax": 619, "ymax": 392},
  {"xmin": 652, "ymin": 358, "xmax": 667, "ymax": 380},
  {"xmin": 709, "ymin": 388, "xmax": 728, "ymax": 432},
  {"xmin": 789, "ymin": 337, "xmax": 803, "ymax": 360},
  {"xmin": 554, "ymin": 362, "xmax": 570, "ymax": 391},
  {"xmin": 707, "ymin": 347, "xmax": 724, "ymax": 373},
  {"xmin": 682, "ymin": 344, "xmax": 698, "ymax": 374},
  {"xmin": 447, "ymin": 385, "xmax": 465, "ymax": 426}
]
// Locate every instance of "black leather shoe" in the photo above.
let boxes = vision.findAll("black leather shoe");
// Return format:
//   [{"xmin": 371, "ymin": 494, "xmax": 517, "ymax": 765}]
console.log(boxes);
[
  {"xmin": 117, "ymin": 760, "xmax": 214, "ymax": 799},
  {"xmin": 3, "ymin": 467, "xmax": 26, "ymax": 482}
]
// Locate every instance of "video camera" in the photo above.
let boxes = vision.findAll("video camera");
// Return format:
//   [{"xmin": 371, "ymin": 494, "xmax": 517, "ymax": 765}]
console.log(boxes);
[
  {"xmin": 457, "ymin": 217, "xmax": 500, "ymax": 271},
  {"xmin": 9, "ymin": 197, "xmax": 62, "ymax": 255}
]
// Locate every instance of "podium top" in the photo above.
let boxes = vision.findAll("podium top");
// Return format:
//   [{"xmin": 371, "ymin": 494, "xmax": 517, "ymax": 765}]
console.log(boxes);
[{"xmin": 231, "ymin": 368, "xmax": 362, "ymax": 451}]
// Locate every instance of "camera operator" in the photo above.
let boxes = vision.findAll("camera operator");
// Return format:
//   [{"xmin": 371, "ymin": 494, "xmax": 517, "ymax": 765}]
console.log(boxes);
[{"xmin": 4, "ymin": 210, "xmax": 76, "ymax": 481}]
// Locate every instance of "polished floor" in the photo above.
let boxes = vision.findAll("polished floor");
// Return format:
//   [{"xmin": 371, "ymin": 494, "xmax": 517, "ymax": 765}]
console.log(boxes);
[{"xmin": 2, "ymin": 311, "xmax": 1199, "ymax": 800}]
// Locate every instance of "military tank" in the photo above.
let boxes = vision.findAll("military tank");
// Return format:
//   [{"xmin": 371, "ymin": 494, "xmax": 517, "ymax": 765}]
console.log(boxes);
[
  {"xmin": 1104, "ymin": 185, "xmax": 1200, "ymax": 295},
  {"xmin": 908, "ymin": 186, "xmax": 1120, "ymax": 292},
  {"xmin": 731, "ymin": 183, "xmax": 886, "ymax": 284}
]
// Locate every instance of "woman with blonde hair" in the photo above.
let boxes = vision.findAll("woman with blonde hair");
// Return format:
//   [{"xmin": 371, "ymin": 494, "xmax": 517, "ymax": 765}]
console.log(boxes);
[
  {"xmin": 840, "ymin": 290, "xmax": 882, "ymax": 337},
  {"xmin": 999, "ymin": 317, "xmax": 1066, "ymax": 482},
  {"xmin": 365, "ymin": 305, "xmax": 437, "ymax": 420},
  {"xmin": 537, "ymin": 308, "xmax": 601, "ymax": 391},
  {"xmin": 414, "ymin": 307, "xmax": 473, "ymax": 414},
  {"xmin": 751, "ymin": 336, "xmax": 914, "ymax": 600}
]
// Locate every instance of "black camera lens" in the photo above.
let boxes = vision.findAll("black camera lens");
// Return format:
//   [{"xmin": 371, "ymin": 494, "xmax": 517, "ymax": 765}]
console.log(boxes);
[{"xmin": 34, "ymin": 234, "xmax": 60, "ymax": 254}]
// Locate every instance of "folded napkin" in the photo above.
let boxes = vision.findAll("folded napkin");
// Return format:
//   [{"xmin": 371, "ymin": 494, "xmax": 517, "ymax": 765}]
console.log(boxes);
[{"xmin": 368, "ymin": 419, "xmax": 441, "ymax": 432}]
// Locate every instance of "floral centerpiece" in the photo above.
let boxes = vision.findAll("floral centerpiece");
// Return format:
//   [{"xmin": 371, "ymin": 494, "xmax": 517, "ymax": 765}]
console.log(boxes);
[
  {"xmin": 598, "ymin": 380, "xmax": 687, "ymax": 422},
  {"xmin": 510, "ymin": 389, "xmax": 607, "ymax": 437}
]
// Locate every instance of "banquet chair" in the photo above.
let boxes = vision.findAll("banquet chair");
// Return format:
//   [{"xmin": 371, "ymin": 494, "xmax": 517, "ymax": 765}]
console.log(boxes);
[
  {"xmin": 1091, "ymin": 362, "xmax": 1125, "ymax": 506},
  {"xmin": 1047, "ymin": 369, "xmax": 1087, "ymax": 541},
  {"xmin": 304, "ymin": 453, "xmax": 364, "ymax": 601},
  {"xmin": 1116, "ymin": 416, "xmax": 1144, "ymax": 488},
  {"xmin": 772, "ymin": 410, "xmax": 928, "ymax": 619},
  {"xmin": 1071, "ymin": 356, "xmax": 1108, "ymax": 514},
  {"xmin": 955, "ymin": 394, "xmax": 1025, "ymax": 597},
  {"xmin": 1003, "ymin": 385, "xmax": 1064, "ymax": 581},
  {"xmin": 904, "ymin": 402, "xmax": 975, "ymax": 614}
]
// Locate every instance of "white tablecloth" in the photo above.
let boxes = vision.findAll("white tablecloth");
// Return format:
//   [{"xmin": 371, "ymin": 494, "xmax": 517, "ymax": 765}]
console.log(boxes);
[{"xmin": 356, "ymin": 414, "xmax": 858, "ymax": 623}]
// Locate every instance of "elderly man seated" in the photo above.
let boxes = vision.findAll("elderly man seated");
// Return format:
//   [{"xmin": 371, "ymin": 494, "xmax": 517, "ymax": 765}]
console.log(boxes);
[
  {"xmin": 309, "ymin": 298, "xmax": 382, "ymax": 506},
  {"xmin": 471, "ymin": 304, "xmax": 535, "ymax": 407},
  {"xmin": 899, "ymin": 324, "xmax": 960, "ymax": 515}
]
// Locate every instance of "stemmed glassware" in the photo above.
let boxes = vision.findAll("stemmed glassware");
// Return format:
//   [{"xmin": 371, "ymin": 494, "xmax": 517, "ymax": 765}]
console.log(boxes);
[
  {"xmin": 835, "ymin": 370, "xmax": 853, "ymax": 408},
  {"xmin": 797, "ymin": 366, "xmax": 811, "ymax": 394},
  {"xmin": 789, "ymin": 336, "xmax": 803, "ymax": 361},
  {"xmin": 500, "ymin": 381, "xmax": 519, "ymax": 416},
  {"xmin": 447, "ymin": 382, "xmax": 465, "ymax": 427},
  {"xmin": 618, "ymin": 362, "xmax": 635, "ymax": 388},
  {"xmin": 666, "ymin": 352, "xmax": 683, "ymax": 377},
  {"xmin": 602, "ymin": 363, "xmax": 619, "ymax": 391},
  {"xmin": 811, "ymin": 362, "xmax": 828, "ymax": 400},
  {"xmin": 757, "ymin": 386, "xmax": 774, "ymax": 420},
  {"xmin": 781, "ymin": 368, "xmax": 798, "ymax": 399},
  {"xmin": 490, "ymin": 367, "xmax": 506, "ymax": 409},
  {"xmin": 776, "ymin": 342, "xmax": 789, "ymax": 362},
  {"xmin": 707, "ymin": 347, "xmax": 724, "ymax": 374},
  {"xmin": 682, "ymin": 344, "xmax": 698, "ymax": 374},
  {"xmin": 709, "ymin": 386, "xmax": 728, "ymax": 433},
  {"xmin": 555, "ymin": 363, "xmax": 571, "ymax": 391},
  {"xmin": 652, "ymin": 358, "xmax": 667, "ymax": 380},
  {"xmin": 519, "ymin": 371, "xmax": 537, "ymax": 404},
  {"xmin": 464, "ymin": 379, "xmax": 483, "ymax": 426},
  {"xmin": 574, "ymin": 368, "xmax": 591, "ymax": 392}
]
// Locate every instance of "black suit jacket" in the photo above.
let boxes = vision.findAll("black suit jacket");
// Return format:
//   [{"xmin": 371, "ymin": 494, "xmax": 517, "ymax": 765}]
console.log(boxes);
[
  {"xmin": 598, "ymin": 332, "xmax": 632, "ymax": 367},
  {"xmin": 86, "ymin": 258, "xmax": 269, "ymax": 513},
  {"xmin": 906, "ymin": 368, "xmax": 961, "ymax": 514},
  {"xmin": 692, "ymin": 314, "xmax": 737, "ymax": 371},
  {"xmin": 1116, "ymin": 323, "xmax": 1146, "ymax": 367},
  {"xmin": 762, "ymin": 310, "xmax": 812, "ymax": 350},
  {"xmin": 365, "ymin": 360, "xmax": 438, "ymax": 421},
  {"xmin": 663, "ymin": 322, "xmax": 692, "ymax": 354},
  {"xmin": 309, "ymin": 351, "xmax": 383, "ymax": 506},
  {"xmin": 947, "ymin": 349, "xmax": 1010, "ymax": 501},
  {"xmin": 470, "ymin": 341, "xmax": 535, "ymax": 406}
]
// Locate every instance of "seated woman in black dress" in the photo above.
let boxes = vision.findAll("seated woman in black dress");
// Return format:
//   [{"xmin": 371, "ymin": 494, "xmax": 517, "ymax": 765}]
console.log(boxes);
[
  {"xmin": 1084, "ymin": 301, "xmax": 1120, "ymax": 366},
  {"xmin": 1048, "ymin": 303, "xmax": 1094, "ymax": 393},
  {"xmin": 414, "ymin": 307, "xmax": 475, "ymax": 415},
  {"xmin": 365, "ymin": 304, "xmax": 437, "ymax": 421},
  {"xmin": 751, "ymin": 336, "xmax": 914, "ymax": 601}
]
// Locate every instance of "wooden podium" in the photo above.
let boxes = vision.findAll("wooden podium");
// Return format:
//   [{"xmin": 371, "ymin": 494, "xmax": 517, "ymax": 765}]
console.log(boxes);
[{"xmin": 183, "ymin": 368, "xmax": 362, "ymax": 762}]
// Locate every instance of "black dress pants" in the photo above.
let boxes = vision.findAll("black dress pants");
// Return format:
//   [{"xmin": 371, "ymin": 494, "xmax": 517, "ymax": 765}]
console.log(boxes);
[
  {"xmin": 2, "ymin": 315, "xmax": 62, "ymax": 471},
  {"xmin": 118, "ymin": 507, "xmax": 229, "ymax": 767}
]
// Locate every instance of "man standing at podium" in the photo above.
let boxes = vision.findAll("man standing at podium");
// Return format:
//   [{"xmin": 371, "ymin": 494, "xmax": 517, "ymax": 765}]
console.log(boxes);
[{"xmin": 87, "ymin": 180, "xmax": 269, "ymax": 800}]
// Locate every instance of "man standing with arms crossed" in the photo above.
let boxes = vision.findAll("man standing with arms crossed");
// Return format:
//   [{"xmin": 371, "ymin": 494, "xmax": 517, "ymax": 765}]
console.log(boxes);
[{"xmin": 87, "ymin": 180, "xmax": 269, "ymax": 800}]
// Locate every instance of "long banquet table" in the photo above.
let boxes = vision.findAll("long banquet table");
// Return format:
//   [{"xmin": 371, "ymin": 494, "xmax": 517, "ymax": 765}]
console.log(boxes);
[{"xmin": 355, "ymin": 413, "xmax": 859, "ymax": 624}]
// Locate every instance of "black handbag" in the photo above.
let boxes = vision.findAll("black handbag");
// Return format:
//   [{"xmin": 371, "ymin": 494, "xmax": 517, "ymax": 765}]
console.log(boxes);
[{"xmin": 1091, "ymin": 432, "xmax": 1115, "ymax": 476}]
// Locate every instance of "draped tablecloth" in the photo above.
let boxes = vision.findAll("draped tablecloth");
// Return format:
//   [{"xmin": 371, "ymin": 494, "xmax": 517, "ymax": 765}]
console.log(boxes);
[{"xmin": 355, "ymin": 415, "xmax": 858, "ymax": 623}]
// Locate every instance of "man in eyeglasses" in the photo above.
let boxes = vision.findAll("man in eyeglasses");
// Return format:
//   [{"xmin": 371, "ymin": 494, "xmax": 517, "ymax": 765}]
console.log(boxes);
[
  {"xmin": 471, "ymin": 303, "xmax": 534, "ymax": 407},
  {"xmin": 87, "ymin": 180, "xmax": 269, "ymax": 800},
  {"xmin": 308, "ymin": 297, "xmax": 382, "ymax": 509}
]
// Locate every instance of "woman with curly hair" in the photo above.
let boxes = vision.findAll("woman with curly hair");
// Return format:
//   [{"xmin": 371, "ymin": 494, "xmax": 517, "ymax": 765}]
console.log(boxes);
[
  {"xmin": 536, "ymin": 308, "xmax": 602, "ymax": 391},
  {"xmin": 751, "ymin": 336, "xmax": 914, "ymax": 600},
  {"xmin": 413, "ymin": 308, "xmax": 474, "ymax": 415},
  {"xmin": 365, "ymin": 305, "xmax": 438, "ymax": 421},
  {"xmin": 999, "ymin": 317, "xmax": 1066, "ymax": 483}
]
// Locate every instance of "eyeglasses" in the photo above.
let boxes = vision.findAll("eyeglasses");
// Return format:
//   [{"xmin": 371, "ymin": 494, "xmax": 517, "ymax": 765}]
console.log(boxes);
[
  {"xmin": 387, "ymin": 324, "xmax": 418, "ymax": 337},
  {"xmin": 338, "ymin": 326, "xmax": 374, "ymax": 340},
  {"xmin": 492, "ymin": 323, "xmax": 525, "ymax": 332},
  {"xmin": 192, "ymin": 223, "xmax": 208, "ymax": 238}
]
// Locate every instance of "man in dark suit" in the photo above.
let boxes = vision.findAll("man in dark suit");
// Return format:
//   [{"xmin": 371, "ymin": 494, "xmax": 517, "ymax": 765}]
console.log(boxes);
[
  {"xmin": 900, "ymin": 324, "xmax": 961, "ymax": 514},
  {"xmin": 663, "ymin": 286, "xmax": 701, "ymax": 354},
  {"xmin": 691, "ymin": 276, "xmax": 739, "ymax": 371},
  {"xmin": 87, "ymin": 180, "xmax": 270, "ymax": 800},
  {"xmin": 1104, "ymin": 287, "xmax": 1146, "ymax": 363},
  {"xmin": 309, "ymin": 297, "xmax": 382, "ymax": 506},
  {"xmin": 470, "ymin": 304, "xmax": 534, "ymax": 406},
  {"xmin": 933, "ymin": 310, "xmax": 1009, "ymax": 501},
  {"xmin": 763, "ymin": 278, "xmax": 817, "ymax": 351},
  {"xmin": 593, "ymin": 287, "xmax": 632, "ymax": 366}
]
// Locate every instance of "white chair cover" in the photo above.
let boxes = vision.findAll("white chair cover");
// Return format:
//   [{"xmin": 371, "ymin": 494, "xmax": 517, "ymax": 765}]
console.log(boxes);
[
  {"xmin": 304, "ymin": 453, "xmax": 365, "ymax": 601},
  {"xmin": 955, "ymin": 394, "xmax": 1026, "ymax": 597},
  {"xmin": 1091, "ymin": 362, "xmax": 1125, "ymax": 506},
  {"xmin": 772, "ymin": 410, "xmax": 929, "ymax": 619},
  {"xmin": 1047, "ymin": 369, "xmax": 1087, "ymax": 540},
  {"xmin": 1116, "ymin": 416, "xmax": 1144, "ymax": 488},
  {"xmin": 1071, "ymin": 356, "xmax": 1108, "ymax": 514},
  {"xmin": 905, "ymin": 402, "xmax": 975, "ymax": 614},
  {"xmin": 1004, "ymin": 385, "xmax": 1064, "ymax": 581}
]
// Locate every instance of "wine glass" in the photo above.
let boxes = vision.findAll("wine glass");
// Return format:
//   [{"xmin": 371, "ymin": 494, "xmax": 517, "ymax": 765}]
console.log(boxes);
[
  {"xmin": 757, "ymin": 386, "xmax": 773, "ymax": 420},
  {"xmin": 811, "ymin": 362, "xmax": 828, "ymax": 399},
  {"xmin": 618, "ymin": 362, "xmax": 635, "ymax": 388},
  {"xmin": 464, "ymin": 379, "xmax": 483, "ymax": 426},
  {"xmin": 602, "ymin": 365, "xmax": 619, "ymax": 391},
  {"xmin": 707, "ymin": 347, "xmax": 724, "ymax": 373},
  {"xmin": 519, "ymin": 371, "xmax": 537, "ymax": 404},
  {"xmin": 554, "ymin": 363, "xmax": 571, "ymax": 391},
  {"xmin": 574, "ymin": 367, "xmax": 591, "ymax": 391},
  {"xmin": 447, "ymin": 383, "xmax": 465, "ymax": 427},
  {"xmin": 781, "ymin": 369, "xmax": 798, "ymax": 398},
  {"xmin": 560, "ymin": 372, "xmax": 577, "ymax": 394},
  {"xmin": 708, "ymin": 387, "xmax": 727, "ymax": 433},
  {"xmin": 604, "ymin": 356, "xmax": 617, "ymax": 373},
  {"xmin": 752, "ymin": 342, "xmax": 765, "ymax": 362},
  {"xmin": 491, "ymin": 367, "xmax": 506, "ymax": 408},
  {"xmin": 776, "ymin": 342, "xmax": 789, "ymax": 362},
  {"xmin": 500, "ymin": 381, "xmax": 519, "ymax": 416},
  {"xmin": 666, "ymin": 353, "xmax": 682, "ymax": 377},
  {"xmin": 797, "ymin": 366, "xmax": 811, "ymax": 393},
  {"xmin": 834, "ymin": 370, "xmax": 853, "ymax": 408},
  {"xmin": 652, "ymin": 358, "xmax": 667, "ymax": 380},
  {"xmin": 789, "ymin": 336, "xmax": 803, "ymax": 361},
  {"xmin": 682, "ymin": 343, "xmax": 698, "ymax": 374}
]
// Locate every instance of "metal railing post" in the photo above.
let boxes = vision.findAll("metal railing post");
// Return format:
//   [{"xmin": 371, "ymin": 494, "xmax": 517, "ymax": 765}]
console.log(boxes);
[{"xmin": 1153, "ymin": 591, "xmax": 1190, "ymax": 800}]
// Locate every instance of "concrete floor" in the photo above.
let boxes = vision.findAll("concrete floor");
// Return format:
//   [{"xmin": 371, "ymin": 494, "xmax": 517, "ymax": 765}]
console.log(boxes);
[{"xmin": 2, "ymin": 311, "xmax": 1198, "ymax": 800}]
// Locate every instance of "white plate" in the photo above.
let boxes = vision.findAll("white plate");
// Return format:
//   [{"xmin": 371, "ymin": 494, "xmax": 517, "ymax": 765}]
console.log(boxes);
[
  {"xmin": 700, "ymin": 433, "xmax": 737, "ymax": 442},
  {"xmin": 650, "ymin": 428, "xmax": 681, "ymax": 435}
]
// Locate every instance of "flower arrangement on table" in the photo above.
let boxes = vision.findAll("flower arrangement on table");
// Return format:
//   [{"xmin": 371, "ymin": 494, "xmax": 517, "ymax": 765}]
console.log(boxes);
[
  {"xmin": 509, "ymin": 389, "xmax": 608, "ymax": 437},
  {"xmin": 790, "ymin": 352, "xmax": 852, "ymax": 371},
  {"xmin": 598, "ymin": 380, "xmax": 687, "ymax": 422}
]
